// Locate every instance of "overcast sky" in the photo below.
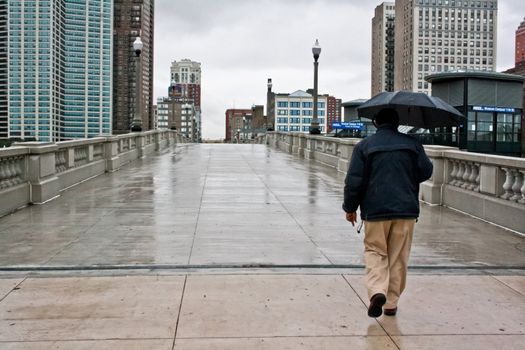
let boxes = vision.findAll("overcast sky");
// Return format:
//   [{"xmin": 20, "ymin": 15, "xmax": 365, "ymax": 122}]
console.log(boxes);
[{"xmin": 154, "ymin": 0, "xmax": 525, "ymax": 140}]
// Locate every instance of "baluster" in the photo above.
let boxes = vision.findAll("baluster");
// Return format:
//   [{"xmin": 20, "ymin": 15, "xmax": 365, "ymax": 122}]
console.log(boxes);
[
  {"xmin": 461, "ymin": 163, "xmax": 471, "ymax": 189},
  {"xmin": 13, "ymin": 158, "xmax": 22, "ymax": 185},
  {"xmin": 519, "ymin": 170, "xmax": 525, "ymax": 205},
  {"xmin": 455, "ymin": 162, "xmax": 465, "ymax": 187},
  {"xmin": 61, "ymin": 152, "xmax": 66, "ymax": 170},
  {"xmin": 0, "ymin": 159, "xmax": 7, "ymax": 189},
  {"xmin": 471, "ymin": 163, "xmax": 480, "ymax": 192},
  {"xmin": 500, "ymin": 168, "xmax": 515, "ymax": 200},
  {"xmin": 467, "ymin": 163, "xmax": 476, "ymax": 190},
  {"xmin": 449, "ymin": 160, "xmax": 458, "ymax": 185},
  {"xmin": 3, "ymin": 159, "xmax": 14, "ymax": 187},
  {"xmin": 8, "ymin": 159, "xmax": 18, "ymax": 185},
  {"xmin": 510, "ymin": 170, "xmax": 523, "ymax": 202}
]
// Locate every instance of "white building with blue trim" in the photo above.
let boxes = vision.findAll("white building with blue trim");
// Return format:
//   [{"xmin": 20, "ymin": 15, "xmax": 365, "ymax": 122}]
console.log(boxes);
[{"xmin": 274, "ymin": 90, "xmax": 327, "ymax": 133}]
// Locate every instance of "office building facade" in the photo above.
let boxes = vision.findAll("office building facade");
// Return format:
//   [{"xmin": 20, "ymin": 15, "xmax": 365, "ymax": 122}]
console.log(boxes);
[
  {"xmin": 113, "ymin": 0, "xmax": 154, "ymax": 134},
  {"xmin": 274, "ymin": 90, "xmax": 328, "ymax": 133},
  {"xmin": 371, "ymin": 2, "xmax": 396, "ymax": 96},
  {"xmin": 4, "ymin": 0, "xmax": 112, "ymax": 142},
  {"xmin": 394, "ymin": 0, "xmax": 498, "ymax": 94},
  {"xmin": 157, "ymin": 96, "xmax": 199, "ymax": 142}
]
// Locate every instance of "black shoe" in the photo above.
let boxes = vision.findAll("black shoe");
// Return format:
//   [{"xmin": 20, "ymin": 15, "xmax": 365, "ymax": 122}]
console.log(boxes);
[
  {"xmin": 368, "ymin": 293, "xmax": 386, "ymax": 318},
  {"xmin": 384, "ymin": 307, "xmax": 397, "ymax": 316}
]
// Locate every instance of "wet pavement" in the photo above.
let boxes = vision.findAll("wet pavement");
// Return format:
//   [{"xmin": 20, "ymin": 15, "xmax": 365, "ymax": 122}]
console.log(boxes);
[
  {"xmin": 0, "ymin": 144, "xmax": 523, "ymax": 270},
  {"xmin": 0, "ymin": 144, "xmax": 524, "ymax": 349}
]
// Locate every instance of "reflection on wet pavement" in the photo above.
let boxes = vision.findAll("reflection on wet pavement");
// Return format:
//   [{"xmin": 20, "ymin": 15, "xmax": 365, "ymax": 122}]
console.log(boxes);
[{"xmin": 0, "ymin": 144, "xmax": 523, "ymax": 269}]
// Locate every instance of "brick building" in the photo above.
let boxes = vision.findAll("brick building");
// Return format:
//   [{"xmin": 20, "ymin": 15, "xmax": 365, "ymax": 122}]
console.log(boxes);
[
  {"xmin": 517, "ymin": 17, "xmax": 525, "ymax": 65},
  {"xmin": 225, "ymin": 109, "xmax": 252, "ymax": 142},
  {"xmin": 113, "ymin": 0, "xmax": 155, "ymax": 134},
  {"xmin": 326, "ymin": 96, "xmax": 342, "ymax": 133}
]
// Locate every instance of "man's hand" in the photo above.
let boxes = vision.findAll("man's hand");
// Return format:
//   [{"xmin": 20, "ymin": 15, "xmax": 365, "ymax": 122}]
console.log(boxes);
[{"xmin": 345, "ymin": 212, "xmax": 357, "ymax": 226}]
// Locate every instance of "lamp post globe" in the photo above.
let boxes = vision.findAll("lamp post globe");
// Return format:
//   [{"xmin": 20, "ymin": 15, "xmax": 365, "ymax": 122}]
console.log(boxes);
[
  {"xmin": 133, "ymin": 37, "xmax": 143, "ymax": 56},
  {"xmin": 312, "ymin": 39, "xmax": 321, "ymax": 60},
  {"xmin": 310, "ymin": 39, "xmax": 321, "ymax": 135},
  {"xmin": 131, "ymin": 36, "xmax": 143, "ymax": 132}
]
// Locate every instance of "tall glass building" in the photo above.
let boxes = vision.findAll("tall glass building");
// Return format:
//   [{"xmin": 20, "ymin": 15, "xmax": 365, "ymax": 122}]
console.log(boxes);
[{"xmin": 5, "ymin": 0, "xmax": 112, "ymax": 142}]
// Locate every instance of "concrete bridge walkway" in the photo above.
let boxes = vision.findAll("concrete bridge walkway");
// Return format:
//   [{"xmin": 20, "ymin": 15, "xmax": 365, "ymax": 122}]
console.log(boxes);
[{"xmin": 0, "ymin": 144, "xmax": 524, "ymax": 349}]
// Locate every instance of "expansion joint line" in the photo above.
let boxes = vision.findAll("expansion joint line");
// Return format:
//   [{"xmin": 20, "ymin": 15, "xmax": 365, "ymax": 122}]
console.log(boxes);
[
  {"xmin": 0, "ymin": 277, "xmax": 27, "ymax": 304},
  {"xmin": 186, "ymin": 149, "xmax": 212, "ymax": 265},
  {"xmin": 341, "ymin": 275, "xmax": 401, "ymax": 350},
  {"xmin": 241, "ymin": 154, "xmax": 335, "ymax": 265},
  {"xmin": 171, "ymin": 275, "xmax": 188, "ymax": 350}
]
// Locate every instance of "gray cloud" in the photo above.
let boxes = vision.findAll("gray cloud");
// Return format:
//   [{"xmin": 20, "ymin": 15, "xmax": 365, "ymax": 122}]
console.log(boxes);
[{"xmin": 154, "ymin": 0, "xmax": 525, "ymax": 139}]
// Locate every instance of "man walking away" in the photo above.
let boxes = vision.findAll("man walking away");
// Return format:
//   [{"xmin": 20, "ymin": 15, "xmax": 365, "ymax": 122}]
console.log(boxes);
[{"xmin": 342, "ymin": 108, "xmax": 433, "ymax": 318}]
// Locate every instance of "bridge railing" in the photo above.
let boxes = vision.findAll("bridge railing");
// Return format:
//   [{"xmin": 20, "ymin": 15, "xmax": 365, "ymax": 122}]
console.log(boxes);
[
  {"xmin": 265, "ymin": 132, "xmax": 525, "ymax": 233},
  {"xmin": 0, "ymin": 130, "xmax": 188, "ymax": 217}
]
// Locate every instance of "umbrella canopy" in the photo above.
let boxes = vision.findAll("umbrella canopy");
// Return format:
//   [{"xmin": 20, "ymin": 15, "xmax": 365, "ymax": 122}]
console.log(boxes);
[{"xmin": 357, "ymin": 91, "xmax": 464, "ymax": 128}]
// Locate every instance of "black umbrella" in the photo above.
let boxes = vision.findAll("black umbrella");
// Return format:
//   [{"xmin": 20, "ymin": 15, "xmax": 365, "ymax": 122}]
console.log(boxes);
[{"xmin": 357, "ymin": 90, "xmax": 464, "ymax": 128}]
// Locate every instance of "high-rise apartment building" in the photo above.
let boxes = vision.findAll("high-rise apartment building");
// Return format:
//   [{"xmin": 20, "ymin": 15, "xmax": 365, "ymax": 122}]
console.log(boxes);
[
  {"xmin": 3, "ymin": 0, "xmax": 112, "ymax": 142},
  {"xmin": 326, "ymin": 96, "xmax": 342, "ymax": 133},
  {"xmin": 170, "ymin": 59, "xmax": 201, "ymax": 108},
  {"xmin": 371, "ymin": 2, "xmax": 396, "ymax": 96},
  {"xmin": 394, "ymin": 0, "xmax": 498, "ymax": 94},
  {"xmin": 516, "ymin": 17, "xmax": 525, "ymax": 65},
  {"xmin": 113, "ymin": 0, "xmax": 154, "ymax": 134},
  {"xmin": 169, "ymin": 59, "xmax": 202, "ymax": 140}
]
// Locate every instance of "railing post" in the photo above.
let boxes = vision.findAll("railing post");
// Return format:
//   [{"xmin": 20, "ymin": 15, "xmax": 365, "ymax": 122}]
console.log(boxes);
[
  {"xmin": 105, "ymin": 136, "xmax": 120, "ymax": 172},
  {"xmin": 154, "ymin": 131, "xmax": 161, "ymax": 151},
  {"xmin": 87, "ymin": 144, "xmax": 94, "ymax": 162},
  {"xmin": 136, "ymin": 134, "xmax": 146, "ymax": 158},
  {"xmin": 287, "ymin": 133, "xmax": 293, "ymax": 154},
  {"xmin": 25, "ymin": 143, "xmax": 60, "ymax": 204},
  {"xmin": 305, "ymin": 136, "xmax": 315, "ymax": 160},
  {"xmin": 66, "ymin": 148, "xmax": 75, "ymax": 169},
  {"xmin": 479, "ymin": 164, "xmax": 504, "ymax": 196}
]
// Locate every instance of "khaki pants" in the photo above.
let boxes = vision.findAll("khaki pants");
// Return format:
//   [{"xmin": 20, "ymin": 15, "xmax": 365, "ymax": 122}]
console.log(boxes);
[{"xmin": 364, "ymin": 219, "xmax": 415, "ymax": 309}]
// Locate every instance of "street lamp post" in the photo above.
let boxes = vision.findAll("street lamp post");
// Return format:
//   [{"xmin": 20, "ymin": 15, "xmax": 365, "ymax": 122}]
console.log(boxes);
[
  {"xmin": 131, "ymin": 37, "xmax": 143, "ymax": 132},
  {"xmin": 310, "ymin": 39, "xmax": 321, "ymax": 135}
]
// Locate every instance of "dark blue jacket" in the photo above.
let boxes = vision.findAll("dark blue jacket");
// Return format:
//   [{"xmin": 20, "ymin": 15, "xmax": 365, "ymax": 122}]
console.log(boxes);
[{"xmin": 342, "ymin": 124, "xmax": 433, "ymax": 220}]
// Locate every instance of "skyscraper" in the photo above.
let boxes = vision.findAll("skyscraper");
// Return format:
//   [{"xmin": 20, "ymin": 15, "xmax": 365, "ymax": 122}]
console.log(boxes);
[
  {"xmin": 63, "ymin": 0, "xmax": 112, "ymax": 139},
  {"xmin": 371, "ymin": 2, "xmax": 395, "ymax": 96},
  {"xmin": 394, "ymin": 0, "xmax": 498, "ymax": 93},
  {"xmin": 113, "ymin": 0, "xmax": 154, "ymax": 134},
  {"xmin": 0, "ymin": 1, "xmax": 7, "ymax": 139},
  {"xmin": 4, "ymin": 0, "xmax": 112, "ymax": 142}
]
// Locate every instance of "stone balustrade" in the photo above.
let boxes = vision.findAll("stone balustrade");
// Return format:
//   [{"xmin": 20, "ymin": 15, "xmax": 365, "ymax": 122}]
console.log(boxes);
[
  {"xmin": 0, "ymin": 130, "xmax": 188, "ymax": 217},
  {"xmin": 264, "ymin": 132, "xmax": 525, "ymax": 233}
]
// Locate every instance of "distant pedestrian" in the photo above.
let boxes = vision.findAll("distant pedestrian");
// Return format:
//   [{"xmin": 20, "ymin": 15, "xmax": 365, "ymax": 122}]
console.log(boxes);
[{"xmin": 342, "ymin": 108, "xmax": 433, "ymax": 318}]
